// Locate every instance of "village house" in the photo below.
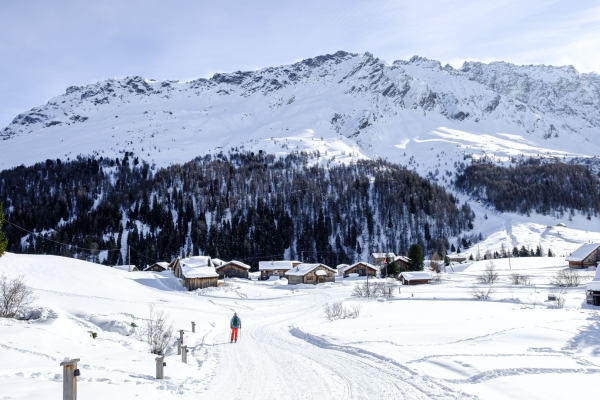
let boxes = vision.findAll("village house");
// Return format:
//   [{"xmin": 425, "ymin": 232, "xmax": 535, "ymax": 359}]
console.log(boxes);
[
  {"xmin": 399, "ymin": 271, "xmax": 432, "ymax": 285},
  {"xmin": 143, "ymin": 262, "xmax": 169, "ymax": 272},
  {"xmin": 447, "ymin": 255, "xmax": 467, "ymax": 263},
  {"xmin": 216, "ymin": 260, "xmax": 251, "ymax": 279},
  {"xmin": 285, "ymin": 263, "xmax": 336, "ymax": 285},
  {"xmin": 566, "ymin": 243, "xmax": 600, "ymax": 268},
  {"xmin": 370, "ymin": 252, "xmax": 395, "ymax": 267},
  {"xmin": 393, "ymin": 255, "xmax": 412, "ymax": 271},
  {"xmin": 586, "ymin": 263, "xmax": 600, "ymax": 306},
  {"xmin": 337, "ymin": 262, "xmax": 378, "ymax": 277},
  {"xmin": 259, "ymin": 260, "xmax": 294, "ymax": 280},
  {"xmin": 171, "ymin": 256, "xmax": 219, "ymax": 290}
]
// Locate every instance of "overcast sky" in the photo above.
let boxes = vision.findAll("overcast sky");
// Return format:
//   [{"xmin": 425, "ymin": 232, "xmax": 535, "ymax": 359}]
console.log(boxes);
[{"xmin": 1, "ymin": 0, "xmax": 598, "ymax": 128}]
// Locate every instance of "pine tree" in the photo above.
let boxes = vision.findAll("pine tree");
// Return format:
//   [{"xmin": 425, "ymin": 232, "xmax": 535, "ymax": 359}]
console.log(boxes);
[
  {"xmin": 407, "ymin": 244, "xmax": 424, "ymax": 271},
  {"xmin": 0, "ymin": 203, "xmax": 7, "ymax": 257}
]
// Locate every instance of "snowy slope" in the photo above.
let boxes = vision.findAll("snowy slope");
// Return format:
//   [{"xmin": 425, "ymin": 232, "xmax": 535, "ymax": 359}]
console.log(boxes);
[
  {"xmin": 1, "ymin": 252, "xmax": 599, "ymax": 399},
  {"xmin": 1, "ymin": 51, "xmax": 599, "ymax": 177}
]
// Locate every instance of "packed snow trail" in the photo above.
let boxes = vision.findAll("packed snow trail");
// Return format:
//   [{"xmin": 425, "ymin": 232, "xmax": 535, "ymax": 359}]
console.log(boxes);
[{"xmin": 196, "ymin": 289, "xmax": 474, "ymax": 400}]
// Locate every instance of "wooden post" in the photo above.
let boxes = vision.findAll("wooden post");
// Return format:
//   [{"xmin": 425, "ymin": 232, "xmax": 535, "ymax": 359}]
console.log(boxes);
[
  {"xmin": 60, "ymin": 358, "xmax": 80, "ymax": 400},
  {"xmin": 155, "ymin": 356, "xmax": 165, "ymax": 379},
  {"xmin": 179, "ymin": 329, "xmax": 184, "ymax": 345},
  {"xmin": 181, "ymin": 345, "xmax": 188, "ymax": 364},
  {"xmin": 177, "ymin": 338, "xmax": 181, "ymax": 355},
  {"xmin": 191, "ymin": 321, "xmax": 196, "ymax": 333}
]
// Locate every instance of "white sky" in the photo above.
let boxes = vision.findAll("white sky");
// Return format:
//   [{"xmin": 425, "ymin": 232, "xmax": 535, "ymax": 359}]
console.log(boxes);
[{"xmin": 0, "ymin": 0, "xmax": 598, "ymax": 128}]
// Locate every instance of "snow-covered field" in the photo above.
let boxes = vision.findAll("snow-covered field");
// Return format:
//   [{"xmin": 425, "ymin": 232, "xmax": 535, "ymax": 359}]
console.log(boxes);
[{"xmin": 1, "ymin": 252, "xmax": 599, "ymax": 399}]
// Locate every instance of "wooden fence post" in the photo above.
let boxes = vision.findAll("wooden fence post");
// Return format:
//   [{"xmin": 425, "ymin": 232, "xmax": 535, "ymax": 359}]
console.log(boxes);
[{"xmin": 60, "ymin": 358, "xmax": 80, "ymax": 400}]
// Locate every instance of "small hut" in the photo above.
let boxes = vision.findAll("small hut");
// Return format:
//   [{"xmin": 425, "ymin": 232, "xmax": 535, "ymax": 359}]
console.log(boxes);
[
  {"xmin": 399, "ymin": 271, "xmax": 432, "ymax": 285},
  {"xmin": 144, "ymin": 262, "xmax": 169, "ymax": 272},
  {"xmin": 285, "ymin": 263, "xmax": 336, "ymax": 285},
  {"xmin": 566, "ymin": 243, "xmax": 600, "ymax": 268},
  {"xmin": 111, "ymin": 264, "xmax": 138, "ymax": 272},
  {"xmin": 259, "ymin": 261, "xmax": 294, "ymax": 280},
  {"xmin": 216, "ymin": 260, "xmax": 251, "ymax": 279},
  {"xmin": 448, "ymin": 255, "xmax": 466, "ymax": 263},
  {"xmin": 338, "ymin": 262, "xmax": 378, "ymax": 277}
]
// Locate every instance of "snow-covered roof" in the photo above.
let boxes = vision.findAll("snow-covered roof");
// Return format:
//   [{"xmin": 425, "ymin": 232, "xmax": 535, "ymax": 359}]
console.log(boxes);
[
  {"xmin": 211, "ymin": 258, "xmax": 225, "ymax": 266},
  {"xmin": 587, "ymin": 281, "xmax": 600, "ymax": 291},
  {"xmin": 143, "ymin": 262, "xmax": 168, "ymax": 271},
  {"xmin": 565, "ymin": 243, "xmax": 600, "ymax": 262},
  {"xmin": 371, "ymin": 252, "xmax": 395, "ymax": 259},
  {"xmin": 394, "ymin": 255, "xmax": 412, "ymax": 264},
  {"xmin": 180, "ymin": 256, "xmax": 213, "ymax": 267},
  {"xmin": 400, "ymin": 271, "xmax": 432, "ymax": 281},
  {"xmin": 216, "ymin": 260, "xmax": 251, "ymax": 270},
  {"xmin": 338, "ymin": 262, "xmax": 378, "ymax": 275},
  {"xmin": 259, "ymin": 261, "xmax": 293, "ymax": 271},
  {"xmin": 180, "ymin": 265, "xmax": 218, "ymax": 278},
  {"xmin": 285, "ymin": 263, "xmax": 334, "ymax": 276}
]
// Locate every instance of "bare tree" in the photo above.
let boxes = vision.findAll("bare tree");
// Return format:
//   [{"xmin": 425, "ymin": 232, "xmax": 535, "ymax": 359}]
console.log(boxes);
[
  {"xmin": 477, "ymin": 261, "xmax": 499, "ymax": 284},
  {"xmin": 509, "ymin": 273, "xmax": 530, "ymax": 285},
  {"xmin": 146, "ymin": 304, "xmax": 173, "ymax": 355},
  {"xmin": 470, "ymin": 286, "xmax": 495, "ymax": 300},
  {"xmin": 0, "ymin": 275, "xmax": 37, "ymax": 318},
  {"xmin": 551, "ymin": 269, "xmax": 582, "ymax": 288},
  {"xmin": 324, "ymin": 301, "xmax": 361, "ymax": 320}
]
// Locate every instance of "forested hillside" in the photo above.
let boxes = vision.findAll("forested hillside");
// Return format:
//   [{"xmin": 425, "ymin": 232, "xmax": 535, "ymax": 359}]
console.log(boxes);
[
  {"xmin": 0, "ymin": 151, "xmax": 474, "ymax": 268},
  {"xmin": 455, "ymin": 158, "xmax": 600, "ymax": 218}
]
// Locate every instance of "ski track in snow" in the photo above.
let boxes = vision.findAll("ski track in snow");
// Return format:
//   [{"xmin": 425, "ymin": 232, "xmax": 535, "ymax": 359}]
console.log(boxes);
[{"xmin": 195, "ymin": 291, "xmax": 475, "ymax": 400}]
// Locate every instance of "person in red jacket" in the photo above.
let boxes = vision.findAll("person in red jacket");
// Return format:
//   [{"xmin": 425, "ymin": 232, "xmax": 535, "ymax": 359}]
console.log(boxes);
[{"xmin": 230, "ymin": 312, "xmax": 242, "ymax": 343}]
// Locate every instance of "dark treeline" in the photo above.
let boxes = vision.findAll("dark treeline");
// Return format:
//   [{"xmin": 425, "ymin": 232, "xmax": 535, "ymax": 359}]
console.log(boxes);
[
  {"xmin": 0, "ymin": 151, "xmax": 474, "ymax": 269},
  {"xmin": 455, "ymin": 158, "xmax": 600, "ymax": 218}
]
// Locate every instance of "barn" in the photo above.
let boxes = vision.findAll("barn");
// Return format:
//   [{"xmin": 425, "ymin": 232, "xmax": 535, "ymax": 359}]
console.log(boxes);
[
  {"xmin": 337, "ymin": 262, "xmax": 378, "ymax": 277},
  {"xmin": 399, "ymin": 271, "xmax": 432, "ymax": 285},
  {"xmin": 172, "ymin": 256, "xmax": 218, "ymax": 290},
  {"xmin": 216, "ymin": 260, "xmax": 251, "ymax": 279},
  {"xmin": 285, "ymin": 263, "xmax": 336, "ymax": 285},
  {"xmin": 566, "ymin": 243, "xmax": 600, "ymax": 268},
  {"xmin": 393, "ymin": 256, "xmax": 412, "ymax": 271},
  {"xmin": 259, "ymin": 261, "xmax": 294, "ymax": 280}
]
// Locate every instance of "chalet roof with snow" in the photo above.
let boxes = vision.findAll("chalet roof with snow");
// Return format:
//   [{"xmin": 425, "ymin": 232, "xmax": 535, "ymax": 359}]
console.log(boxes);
[
  {"xmin": 216, "ymin": 260, "xmax": 251, "ymax": 270},
  {"xmin": 180, "ymin": 256, "xmax": 213, "ymax": 267},
  {"xmin": 143, "ymin": 262, "xmax": 169, "ymax": 271},
  {"xmin": 399, "ymin": 271, "xmax": 432, "ymax": 281},
  {"xmin": 337, "ymin": 262, "xmax": 378, "ymax": 275},
  {"xmin": 180, "ymin": 265, "xmax": 219, "ymax": 278},
  {"xmin": 259, "ymin": 261, "xmax": 294, "ymax": 271},
  {"xmin": 394, "ymin": 255, "xmax": 412, "ymax": 264},
  {"xmin": 565, "ymin": 243, "xmax": 600, "ymax": 262},
  {"xmin": 285, "ymin": 263, "xmax": 335, "ymax": 276}
]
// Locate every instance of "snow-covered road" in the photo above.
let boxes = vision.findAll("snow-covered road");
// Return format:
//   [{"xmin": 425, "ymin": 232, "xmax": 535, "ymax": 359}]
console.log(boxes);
[{"xmin": 197, "ymin": 289, "xmax": 473, "ymax": 400}]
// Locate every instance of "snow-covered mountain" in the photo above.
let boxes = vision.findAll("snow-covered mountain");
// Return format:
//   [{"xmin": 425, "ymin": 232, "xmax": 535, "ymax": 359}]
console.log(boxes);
[{"xmin": 1, "ymin": 51, "xmax": 599, "ymax": 176}]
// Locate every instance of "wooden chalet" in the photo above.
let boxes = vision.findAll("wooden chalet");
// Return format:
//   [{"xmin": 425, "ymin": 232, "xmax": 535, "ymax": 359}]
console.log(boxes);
[
  {"xmin": 399, "ymin": 271, "xmax": 432, "ymax": 285},
  {"xmin": 566, "ymin": 243, "xmax": 600, "ymax": 268},
  {"xmin": 285, "ymin": 263, "xmax": 336, "ymax": 285},
  {"xmin": 216, "ymin": 260, "xmax": 251, "ymax": 279},
  {"xmin": 171, "ymin": 256, "xmax": 218, "ymax": 290},
  {"xmin": 393, "ymin": 255, "xmax": 412, "ymax": 271},
  {"xmin": 338, "ymin": 262, "xmax": 378, "ymax": 277},
  {"xmin": 448, "ymin": 255, "xmax": 467, "ymax": 263},
  {"xmin": 259, "ymin": 261, "xmax": 294, "ymax": 280},
  {"xmin": 370, "ymin": 252, "xmax": 395, "ymax": 267},
  {"xmin": 144, "ymin": 262, "xmax": 169, "ymax": 272},
  {"xmin": 586, "ymin": 264, "xmax": 600, "ymax": 306}
]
